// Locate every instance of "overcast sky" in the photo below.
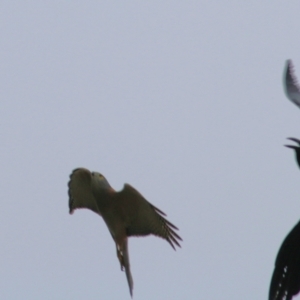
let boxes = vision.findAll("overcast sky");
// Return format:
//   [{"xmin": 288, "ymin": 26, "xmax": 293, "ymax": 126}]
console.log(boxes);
[{"xmin": 1, "ymin": 1, "xmax": 300, "ymax": 299}]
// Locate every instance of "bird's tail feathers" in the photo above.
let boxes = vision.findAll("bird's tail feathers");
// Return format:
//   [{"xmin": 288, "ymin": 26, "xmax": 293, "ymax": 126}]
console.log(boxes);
[{"xmin": 122, "ymin": 240, "xmax": 134, "ymax": 297}]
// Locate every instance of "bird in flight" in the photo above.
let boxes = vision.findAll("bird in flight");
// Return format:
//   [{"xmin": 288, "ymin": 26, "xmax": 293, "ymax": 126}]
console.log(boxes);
[
  {"xmin": 284, "ymin": 60, "xmax": 300, "ymax": 109},
  {"xmin": 269, "ymin": 138, "xmax": 300, "ymax": 300},
  {"xmin": 68, "ymin": 168, "xmax": 182, "ymax": 297}
]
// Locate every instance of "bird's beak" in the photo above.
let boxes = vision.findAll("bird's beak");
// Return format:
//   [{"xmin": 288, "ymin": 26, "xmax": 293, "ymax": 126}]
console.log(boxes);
[
  {"xmin": 287, "ymin": 137, "xmax": 300, "ymax": 144},
  {"xmin": 285, "ymin": 145, "xmax": 298, "ymax": 149}
]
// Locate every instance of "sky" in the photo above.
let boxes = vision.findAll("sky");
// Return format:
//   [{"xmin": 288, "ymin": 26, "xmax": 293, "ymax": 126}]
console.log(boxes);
[{"xmin": 1, "ymin": 1, "xmax": 300, "ymax": 299}]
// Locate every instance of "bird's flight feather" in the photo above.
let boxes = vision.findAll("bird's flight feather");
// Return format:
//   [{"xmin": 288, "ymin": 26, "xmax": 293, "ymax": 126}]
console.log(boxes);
[
  {"xmin": 113, "ymin": 184, "xmax": 182, "ymax": 249},
  {"xmin": 284, "ymin": 60, "xmax": 300, "ymax": 108}
]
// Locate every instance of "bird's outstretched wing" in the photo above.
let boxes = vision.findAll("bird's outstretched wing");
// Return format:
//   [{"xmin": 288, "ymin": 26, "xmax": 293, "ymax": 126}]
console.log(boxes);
[
  {"xmin": 113, "ymin": 184, "xmax": 182, "ymax": 249},
  {"xmin": 284, "ymin": 60, "xmax": 300, "ymax": 108},
  {"xmin": 68, "ymin": 168, "xmax": 100, "ymax": 215},
  {"xmin": 269, "ymin": 220, "xmax": 300, "ymax": 300}
]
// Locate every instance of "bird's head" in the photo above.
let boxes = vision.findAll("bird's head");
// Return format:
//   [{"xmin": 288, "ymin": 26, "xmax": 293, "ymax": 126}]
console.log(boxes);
[{"xmin": 91, "ymin": 172, "xmax": 113, "ymax": 193}]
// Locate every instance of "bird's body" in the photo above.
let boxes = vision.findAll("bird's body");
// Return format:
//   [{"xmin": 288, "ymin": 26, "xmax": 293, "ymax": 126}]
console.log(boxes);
[
  {"xmin": 284, "ymin": 60, "xmax": 300, "ymax": 109},
  {"xmin": 269, "ymin": 220, "xmax": 300, "ymax": 300},
  {"xmin": 68, "ymin": 168, "xmax": 182, "ymax": 297},
  {"xmin": 269, "ymin": 138, "xmax": 300, "ymax": 300}
]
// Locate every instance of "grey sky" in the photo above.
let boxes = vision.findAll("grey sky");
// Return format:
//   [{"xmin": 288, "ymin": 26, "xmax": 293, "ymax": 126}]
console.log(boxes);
[{"xmin": 1, "ymin": 1, "xmax": 300, "ymax": 299}]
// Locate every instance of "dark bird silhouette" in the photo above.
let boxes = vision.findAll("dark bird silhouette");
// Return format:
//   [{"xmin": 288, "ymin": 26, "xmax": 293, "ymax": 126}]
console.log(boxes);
[
  {"xmin": 284, "ymin": 60, "xmax": 300, "ymax": 109},
  {"xmin": 269, "ymin": 138, "xmax": 300, "ymax": 300},
  {"xmin": 269, "ymin": 220, "xmax": 300, "ymax": 300}
]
